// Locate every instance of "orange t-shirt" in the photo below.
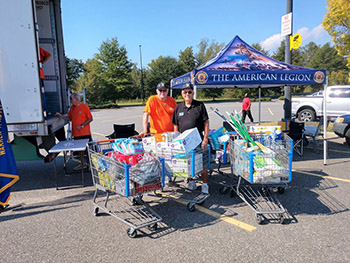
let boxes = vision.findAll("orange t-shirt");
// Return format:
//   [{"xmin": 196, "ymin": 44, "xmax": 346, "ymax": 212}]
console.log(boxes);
[
  {"xmin": 68, "ymin": 103, "xmax": 92, "ymax": 137},
  {"xmin": 144, "ymin": 95, "xmax": 177, "ymax": 134},
  {"xmin": 39, "ymin": 48, "xmax": 50, "ymax": 79}
]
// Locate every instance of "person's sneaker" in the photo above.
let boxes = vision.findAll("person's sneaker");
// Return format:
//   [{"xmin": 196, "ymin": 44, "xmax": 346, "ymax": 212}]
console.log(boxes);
[
  {"xmin": 201, "ymin": 183, "xmax": 209, "ymax": 194},
  {"xmin": 188, "ymin": 180, "xmax": 197, "ymax": 190}
]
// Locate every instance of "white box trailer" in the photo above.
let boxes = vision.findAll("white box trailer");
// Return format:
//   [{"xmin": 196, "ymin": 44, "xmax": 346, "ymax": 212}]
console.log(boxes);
[{"xmin": 0, "ymin": 0, "xmax": 68, "ymax": 160}]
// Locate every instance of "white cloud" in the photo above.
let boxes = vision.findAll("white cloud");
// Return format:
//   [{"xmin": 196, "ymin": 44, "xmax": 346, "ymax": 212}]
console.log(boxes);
[
  {"xmin": 260, "ymin": 33, "xmax": 283, "ymax": 52},
  {"xmin": 260, "ymin": 24, "xmax": 328, "ymax": 53}
]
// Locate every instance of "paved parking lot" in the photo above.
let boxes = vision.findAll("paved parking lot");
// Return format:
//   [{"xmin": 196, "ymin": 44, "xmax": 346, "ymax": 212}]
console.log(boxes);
[{"xmin": 1, "ymin": 101, "xmax": 350, "ymax": 263}]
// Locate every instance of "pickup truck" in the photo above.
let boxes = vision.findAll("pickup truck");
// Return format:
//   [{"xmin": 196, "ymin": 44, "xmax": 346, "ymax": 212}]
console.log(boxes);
[{"xmin": 291, "ymin": 85, "xmax": 350, "ymax": 122}]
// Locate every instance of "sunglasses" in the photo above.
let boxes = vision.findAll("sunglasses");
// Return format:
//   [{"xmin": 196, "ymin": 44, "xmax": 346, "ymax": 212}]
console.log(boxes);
[
  {"xmin": 182, "ymin": 90, "xmax": 193, "ymax": 94},
  {"xmin": 158, "ymin": 89, "xmax": 168, "ymax": 92}
]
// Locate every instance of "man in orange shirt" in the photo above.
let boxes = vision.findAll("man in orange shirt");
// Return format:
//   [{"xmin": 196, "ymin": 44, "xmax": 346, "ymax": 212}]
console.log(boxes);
[
  {"xmin": 56, "ymin": 93, "xmax": 93, "ymax": 169},
  {"xmin": 56, "ymin": 93, "xmax": 93, "ymax": 140},
  {"xmin": 141, "ymin": 82, "xmax": 177, "ymax": 135}
]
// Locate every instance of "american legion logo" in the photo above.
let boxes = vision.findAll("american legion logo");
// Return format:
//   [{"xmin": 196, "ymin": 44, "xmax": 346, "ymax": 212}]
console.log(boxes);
[
  {"xmin": 195, "ymin": 71, "xmax": 208, "ymax": 84},
  {"xmin": 313, "ymin": 71, "xmax": 325, "ymax": 84}
]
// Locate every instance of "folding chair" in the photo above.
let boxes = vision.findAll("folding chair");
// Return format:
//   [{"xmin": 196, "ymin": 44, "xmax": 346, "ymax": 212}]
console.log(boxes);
[
  {"xmin": 288, "ymin": 121, "xmax": 305, "ymax": 156},
  {"xmin": 107, "ymin": 123, "xmax": 138, "ymax": 139}
]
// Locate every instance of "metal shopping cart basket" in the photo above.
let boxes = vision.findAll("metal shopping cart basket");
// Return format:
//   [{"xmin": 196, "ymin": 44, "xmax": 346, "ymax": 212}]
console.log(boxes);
[
  {"xmin": 88, "ymin": 139, "xmax": 163, "ymax": 238},
  {"xmin": 229, "ymin": 133, "xmax": 293, "ymax": 224},
  {"xmin": 152, "ymin": 146, "xmax": 211, "ymax": 212}
]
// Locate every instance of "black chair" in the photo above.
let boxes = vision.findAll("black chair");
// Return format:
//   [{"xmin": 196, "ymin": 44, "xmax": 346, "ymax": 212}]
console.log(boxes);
[
  {"xmin": 288, "ymin": 121, "xmax": 305, "ymax": 156},
  {"xmin": 107, "ymin": 123, "xmax": 138, "ymax": 139}
]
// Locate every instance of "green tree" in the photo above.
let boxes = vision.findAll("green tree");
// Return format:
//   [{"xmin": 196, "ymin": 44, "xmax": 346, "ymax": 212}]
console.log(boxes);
[
  {"xmin": 83, "ymin": 38, "xmax": 134, "ymax": 104},
  {"xmin": 308, "ymin": 43, "xmax": 347, "ymax": 72},
  {"xmin": 195, "ymin": 39, "xmax": 225, "ymax": 99},
  {"xmin": 252, "ymin": 43, "xmax": 269, "ymax": 56},
  {"xmin": 195, "ymin": 38, "xmax": 225, "ymax": 66},
  {"xmin": 323, "ymin": 0, "xmax": 350, "ymax": 81},
  {"xmin": 178, "ymin": 47, "xmax": 196, "ymax": 73},
  {"xmin": 146, "ymin": 56, "xmax": 183, "ymax": 98},
  {"xmin": 65, "ymin": 57, "xmax": 85, "ymax": 90}
]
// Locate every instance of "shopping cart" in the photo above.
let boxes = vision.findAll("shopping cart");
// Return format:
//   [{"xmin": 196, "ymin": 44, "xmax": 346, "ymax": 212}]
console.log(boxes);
[
  {"xmin": 152, "ymin": 146, "xmax": 211, "ymax": 212},
  {"xmin": 229, "ymin": 133, "xmax": 293, "ymax": 224},
  {"xmin": 88, "ymin": 139, "xmax": 163, "ymax": 238}
]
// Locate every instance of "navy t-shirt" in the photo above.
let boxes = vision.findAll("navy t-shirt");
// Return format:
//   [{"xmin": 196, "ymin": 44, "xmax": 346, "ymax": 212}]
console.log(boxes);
[{"xmin": 172, "ymin": 100, "xmax": 209, "ymax": 137}]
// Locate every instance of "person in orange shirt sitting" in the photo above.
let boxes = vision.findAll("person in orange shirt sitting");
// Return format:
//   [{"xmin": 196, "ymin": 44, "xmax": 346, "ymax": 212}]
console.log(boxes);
[
  {"xmin": 141, "ymin": 82, "xmax": 177, "ymax": 136},
  {"xmin": 56, "ymin": 93, "xmax": 93, "ymax": 169}
]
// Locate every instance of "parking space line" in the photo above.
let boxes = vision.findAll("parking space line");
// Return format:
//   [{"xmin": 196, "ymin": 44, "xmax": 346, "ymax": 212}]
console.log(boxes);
[
  {"xmin": 157, "ymin": 192, "xmax": 256, "ymax": 232},
  {"xmin": 268, "ymin": 108, "xmax": 274, "ymax": 115},
  {"xmin": 294, "ymin": 169, "xmax": 350, "ymax": 183},
  {"xmin": 92, "ymin": 132, "xmax": 108, "ymax": 137}
]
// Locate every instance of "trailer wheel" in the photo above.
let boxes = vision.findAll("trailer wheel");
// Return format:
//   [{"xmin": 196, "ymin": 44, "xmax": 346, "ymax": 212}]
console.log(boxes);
[{"xmin": 127, "ymin": 228, "xmax": 137, "ymax": 238}]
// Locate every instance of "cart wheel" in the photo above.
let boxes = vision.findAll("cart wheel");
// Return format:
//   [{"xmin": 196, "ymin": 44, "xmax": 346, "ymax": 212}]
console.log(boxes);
[
  {"xmin": 94, "ymin": 207, "xmax": 99, "ymax": 216},
  {"xmin": 132, "ymin": 197, "xmax": 144, "ymax": 206},
  {"xmin": 256, "ymin": 214, "xmax": 263, "ymax": 224},
  {"xmin": 148, "ymin": 223, "xmax": 158, "ymax": 231},
  {"xmin": 277, "ymin": 187, "xmax": 285, "ymax": 194},
  {"xmin": 219, "ymin": 187, "xmax": 228, "ymax": 194},
  {"xmin": 261, "ymin": 187, "xmax": 269, "ymax": 196},
  {"xmin": 187, "ymin": 203, "xmax": 196, "ymax": 212},
  {"xmin": 278, "ymin": 215, "xmax": 285, "ymax": 224},
  {"xmin": 229, "ymin": 189, "xmax": 236, "ymax": 198},
  {"xmin": 127, "ymin": 228, "xmax": 137, "ymax": 238}
]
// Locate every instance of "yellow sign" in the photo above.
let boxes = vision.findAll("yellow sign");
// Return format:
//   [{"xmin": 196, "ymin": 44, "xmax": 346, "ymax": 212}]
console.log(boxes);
[{"xmin": 290, "ymin": 33, "xmax": 302, "ymax": 50}]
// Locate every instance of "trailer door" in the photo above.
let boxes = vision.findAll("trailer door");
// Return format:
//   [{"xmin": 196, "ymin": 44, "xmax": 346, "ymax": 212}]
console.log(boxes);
[{"xmin": 0, "ymin": 0, "xmax": 43, "ymax": 124}]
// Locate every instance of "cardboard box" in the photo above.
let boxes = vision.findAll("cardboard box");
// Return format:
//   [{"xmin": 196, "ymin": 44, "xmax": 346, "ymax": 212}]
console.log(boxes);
[
  {"xmin": 171, "ymin": 153, "xmax": 203, "ymax": 177},
  {"xmin": 142, "ymin": 136, "xmax": 157, "ymax": 154},
  {"xmin": 154, "ymin": 131, "xmax": 180, "ymax": 143},
  {"xmin": 170, "ymin": 128, "xmax": 202, "ymax": 153}
]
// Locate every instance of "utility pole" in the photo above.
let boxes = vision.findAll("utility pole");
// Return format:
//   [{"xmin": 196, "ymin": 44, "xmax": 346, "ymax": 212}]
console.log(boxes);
[
  {"xmin": 284, "ymin": 0, "xmax": 293, "ymax": 121},
  {"xmin": 139, "ymin": 44, "xmax": 145, "ymax": 102}
]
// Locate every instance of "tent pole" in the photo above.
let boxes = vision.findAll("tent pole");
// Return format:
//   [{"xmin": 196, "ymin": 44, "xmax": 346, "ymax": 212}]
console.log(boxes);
[
  {"xmin": 170, "ymin": 88, "xmax": 173, "ymax": 98},
  {"xmin": 258, "ymin": 87, "xmax": 261, "ymax": 124},
  {"xmin": 194, "ymin": 85, "xmax": 197, "ymax": 99},
  {"xmin": 323, "ymin": 82, "xmax": 328, "ymax": 165}
]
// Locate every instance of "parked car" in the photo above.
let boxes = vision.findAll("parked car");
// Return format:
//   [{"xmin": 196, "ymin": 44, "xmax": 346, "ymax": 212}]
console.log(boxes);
[
  {"xmin": 292, "ymin": 85, "xmax": 350, "ymax": 122},
  {"xmin": 310, "ymin": 91, "xmax": 323, "ymax": 96},
  {"xmin": 333, "ymin": 114, "xmax": 350, "ymax": 146}
]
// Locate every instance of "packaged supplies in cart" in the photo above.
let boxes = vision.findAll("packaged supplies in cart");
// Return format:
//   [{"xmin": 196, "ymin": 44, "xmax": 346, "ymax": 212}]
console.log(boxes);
[
  {"xmin": 154, "ymin": 131, "xmax": 180, "ymax": 143},
  {"xmin": 156, "ymin": 142, "xmax": 173, "ymax": 158},
  {"xmin": 142, "ymin": 136, "xmax": 157, "ymax": 154},
  {"xmin": 125, "ymin": 138, "xmax": 144, "ymax": 154},
  {"xmin": 170, "ymin": 128, "xmax": 202, "ymax": 153},
  {"xmin": 135, "ymin": 179, "xmax": 162, "ymax": 194},
  {"xmin": 129, "ymin": 154, "xmax": 161, "ymax": 185},
  {"xmin": 171, "ymin": 153, "xmax": 203, "ymax": 177},
  {"xmin": 249, "ymin": 125, "xmax": 282, "ymax": 144},
  {"xmin": 209, "ymin": 127, "xmax": 226, "ymax": 150},
  {"xmin": 107, "ymin": 151, "xmax": 143, "ymax": 166},
  {"xmin": 114, "ymin": 179, "xmax": 135, "ymax": 196}
]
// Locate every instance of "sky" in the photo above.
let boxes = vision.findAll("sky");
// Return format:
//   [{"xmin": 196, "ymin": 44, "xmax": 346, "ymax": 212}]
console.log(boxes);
[{"xmin": 61, "ymin": 0, "xmax": 332, "ymax": 67}]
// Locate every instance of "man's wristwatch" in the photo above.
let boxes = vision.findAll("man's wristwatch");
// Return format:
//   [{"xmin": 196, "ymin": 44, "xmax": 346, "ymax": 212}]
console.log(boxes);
[{"xmin": 81, "ymin": 124, "xmax": 84, "ymax": 128}]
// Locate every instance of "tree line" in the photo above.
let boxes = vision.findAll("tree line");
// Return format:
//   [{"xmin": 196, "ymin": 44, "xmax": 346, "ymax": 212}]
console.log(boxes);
[
  {"xmin": 66, "ymin": 37, "xmax": 348, "ymax": 106},
  {"xmin": 66, "ymin": 1, "xmax": 350, "ymax": 106}
]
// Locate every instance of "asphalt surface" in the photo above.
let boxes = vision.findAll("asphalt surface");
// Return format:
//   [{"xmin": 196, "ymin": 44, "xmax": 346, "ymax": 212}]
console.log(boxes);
[{"xmin": 1, "ymin": 100, "xmax": 350, "ymax": 263}]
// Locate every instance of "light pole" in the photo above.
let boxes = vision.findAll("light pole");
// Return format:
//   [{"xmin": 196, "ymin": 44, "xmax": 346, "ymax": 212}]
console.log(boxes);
[
  {"xmin": 284, "ymin": 0, "xmax": 293, "ymax": 121},
  {"xmin": 139, "ymin": 44, "xmax": 145, "ymax": 102}
]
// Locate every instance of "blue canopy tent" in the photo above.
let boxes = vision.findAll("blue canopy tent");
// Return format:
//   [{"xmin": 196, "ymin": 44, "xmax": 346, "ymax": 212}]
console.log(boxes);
[{"xmin": 171, "ymin": 36, "xmax": 329, "ymax": 164}]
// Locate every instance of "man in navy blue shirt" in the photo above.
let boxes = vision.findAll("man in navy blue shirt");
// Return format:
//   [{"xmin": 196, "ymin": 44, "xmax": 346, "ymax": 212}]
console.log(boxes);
[{"xmin": 172, "ymin": 83, "xmax": 209, "ymax": 194}]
